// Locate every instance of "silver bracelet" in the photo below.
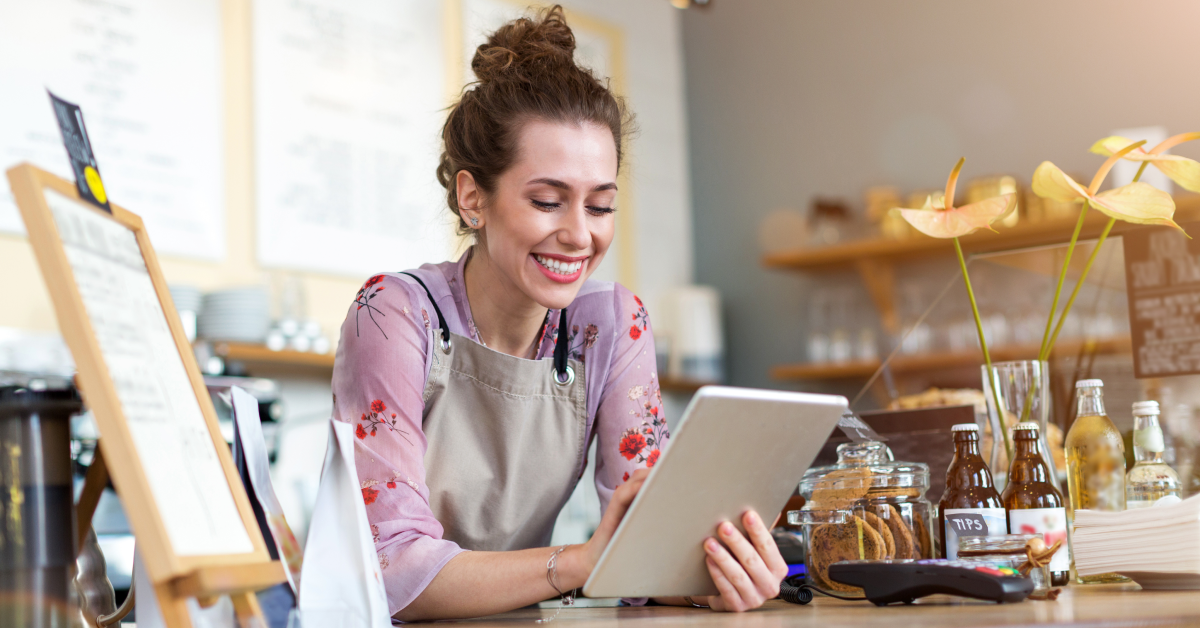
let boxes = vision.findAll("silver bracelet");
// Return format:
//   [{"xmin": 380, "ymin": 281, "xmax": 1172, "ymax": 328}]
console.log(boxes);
[
  {"xmin": 683, "ymin": 595, "xmax": 709, "ymax": 608},
  {"xmin": 537, "ymin": 545, "xmax": 576, "ymax": 624}
]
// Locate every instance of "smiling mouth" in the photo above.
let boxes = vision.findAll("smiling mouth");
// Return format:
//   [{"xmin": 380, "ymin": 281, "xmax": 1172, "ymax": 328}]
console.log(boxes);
[{"xmin": 534, "ymin": 254, "xmax": 585, "ymax": 276}]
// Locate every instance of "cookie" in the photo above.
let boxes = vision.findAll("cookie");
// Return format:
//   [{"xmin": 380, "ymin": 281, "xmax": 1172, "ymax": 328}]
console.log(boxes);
[
  {"xmin": 809, "ymin": 468, "xmax": 871, "ymax": 506},
  {"xmin": 913, "ymin": 512, "xmax": 930, "ymax": 558},
  {"xmin": 882, "ymin": 504, "xmax": 917, "ymax": 559},
  {"xmin": 864, "ymin": 510, "xmax": 895, "ymax": 559},
  {"xmin": 810, "ymin": 516, "xmax": 885, "ymax": 593}
]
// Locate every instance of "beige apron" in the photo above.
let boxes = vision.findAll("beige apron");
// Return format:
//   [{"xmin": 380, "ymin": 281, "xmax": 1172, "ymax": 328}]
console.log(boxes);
[{"xmin": 402, "ymin": 272, "xmax": 588, "ymax": 552}]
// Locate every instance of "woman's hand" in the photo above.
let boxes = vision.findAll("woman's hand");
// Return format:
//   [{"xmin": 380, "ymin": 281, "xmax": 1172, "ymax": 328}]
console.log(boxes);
[
  {"xmin": 580, "ymin": 469, "xmax": 650, "ymax": 573},
  {"xmin": 701, "ymin": 510, "xmax": 788, "ymax": 612}
]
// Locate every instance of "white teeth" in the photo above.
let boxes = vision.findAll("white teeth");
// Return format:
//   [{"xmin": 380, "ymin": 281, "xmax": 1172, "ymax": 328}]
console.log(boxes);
[{"xmin": 535, "ymin": 255, "xmax": 584, "ymax": 276}]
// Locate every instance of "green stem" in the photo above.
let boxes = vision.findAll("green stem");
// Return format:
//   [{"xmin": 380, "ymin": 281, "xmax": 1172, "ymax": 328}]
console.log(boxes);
[
  {"xmin": 955, "ymin": 237, "xmax": 1012, "ymax": 462},
  {"xmin": 1039, "ymin": 202, "xmax": 1090, "ymax": 359},
  {"xmin": 1041, "ymin": 218, "xmax": 1117, "ymax": 358},
  {"xmin": 1039, "ymin": 161, "xmax": 1149, "ymax": 360}
]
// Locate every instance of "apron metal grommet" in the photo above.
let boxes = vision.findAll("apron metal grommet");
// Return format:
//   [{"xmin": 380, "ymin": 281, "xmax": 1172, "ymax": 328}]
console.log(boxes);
[
  {"xmin": 440, "ymin": 335, "xmax": 452, "ymax": 354},
  {"xmin": 552, "ymin": 365, "xmax": 575, "ymax": 387}
]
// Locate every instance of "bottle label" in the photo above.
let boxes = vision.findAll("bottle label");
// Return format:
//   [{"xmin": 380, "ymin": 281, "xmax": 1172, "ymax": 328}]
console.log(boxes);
[
  {"xmin": 944, "ymin": 508, "xmax": 1007, "ymax": 560},
  {"xmin": 1008, "ymin": 507, "xmax": 1069, "ymax": 573}
]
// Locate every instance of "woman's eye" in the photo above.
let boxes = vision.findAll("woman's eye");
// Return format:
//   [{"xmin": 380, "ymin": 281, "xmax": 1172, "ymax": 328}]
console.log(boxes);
[
  {"xmin": 531, "ymin": 199, "xmax": 561, "ymax": 210},
  {"xmin": 587, "ymin": 206, "xmax": 616, "ymax": 215}
]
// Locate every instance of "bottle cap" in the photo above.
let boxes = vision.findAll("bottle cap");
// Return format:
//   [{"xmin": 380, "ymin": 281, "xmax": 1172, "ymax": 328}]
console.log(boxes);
[
  {"xmin": 1075, "ymin": 378, "xmax": 1105, "ymax": 389},
  {"xmin": 1013, "ymin": 421, "xmax": 1040, "ymax": 432},
  {"xmin": 951, "ymin": 423, "xmax": 979, "ymax": 432},
  {"xmin": 1132, "ymin": 400, "xmax": 1161, "ymax": 416}
]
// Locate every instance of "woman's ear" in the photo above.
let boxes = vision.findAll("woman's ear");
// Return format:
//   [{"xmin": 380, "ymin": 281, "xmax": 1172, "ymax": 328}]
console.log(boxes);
[{"xmin": 456, "ymin": 170, "xmax": 483, "ymax": 229}]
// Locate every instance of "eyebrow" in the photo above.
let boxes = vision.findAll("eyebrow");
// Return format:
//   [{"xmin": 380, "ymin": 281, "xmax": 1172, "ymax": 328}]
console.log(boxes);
[{"xmin": 528, "ymin": 178, "xmax": 618, "ymax": 192}]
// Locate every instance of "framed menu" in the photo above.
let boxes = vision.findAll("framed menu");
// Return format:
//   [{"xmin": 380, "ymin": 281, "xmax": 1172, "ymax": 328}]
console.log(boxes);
[
  {"xmin": 1123, "ymin": 221, "xmax": 1200, "ymax": 378},
  {"xmin": 5, "ymin": 164, "xmax": 281, "ymax": 618}
]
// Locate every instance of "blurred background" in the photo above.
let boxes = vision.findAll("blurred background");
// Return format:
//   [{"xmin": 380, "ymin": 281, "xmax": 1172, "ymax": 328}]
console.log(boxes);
[{"xmin": 3, "ymin": 0, "xmax": 1200, "ymax": 606}]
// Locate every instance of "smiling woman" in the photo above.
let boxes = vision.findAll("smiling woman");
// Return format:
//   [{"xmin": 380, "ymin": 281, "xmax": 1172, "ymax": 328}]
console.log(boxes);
[{"xmin": 330, "ymin": 5, "xmax": 786, "ymax": 622}]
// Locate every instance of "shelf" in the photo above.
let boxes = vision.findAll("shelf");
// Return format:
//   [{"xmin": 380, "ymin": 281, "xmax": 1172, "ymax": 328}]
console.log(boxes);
[
  {"xmin": 771, "ymin": 336, "xmax": 1132, "ymax": 381},
  {"xmin": 762, "ymin": 196, "xmax": 1200, "ymax": 335},
  {"xmin": 659, "ymin": 376, "xmax": 718, "ymax": 394},
  {"xmin": 212, "ymin": 341, "xmax": 335, "ymax": 371},
  {"xmin": 763, "ymin": 196, "xmax": 1200, "ymax": 271}
]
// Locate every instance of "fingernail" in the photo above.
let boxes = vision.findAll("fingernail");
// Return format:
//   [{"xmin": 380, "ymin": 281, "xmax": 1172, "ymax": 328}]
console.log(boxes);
[
  {"xmin": 721, "ymin": 522, "xmax": 735, "ymax": 535},
  {"xmin": 705, "ymin": 538, "xmax": 718, "ymax": 552},
  {"xmin": 747, "ymin": 511, "xmax": 760, "ymax": 525}
]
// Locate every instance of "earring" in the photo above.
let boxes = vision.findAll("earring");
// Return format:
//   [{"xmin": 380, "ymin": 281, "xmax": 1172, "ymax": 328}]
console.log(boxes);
[{"xmin": 470, "ymin": 217, "xmax": 479, "ymax": 227}]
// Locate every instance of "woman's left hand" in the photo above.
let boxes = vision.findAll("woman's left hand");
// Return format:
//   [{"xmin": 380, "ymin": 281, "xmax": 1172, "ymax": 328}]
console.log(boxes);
[{"xmin": 701, "ymin": 510, "xmax": 788, "ymax": 612}]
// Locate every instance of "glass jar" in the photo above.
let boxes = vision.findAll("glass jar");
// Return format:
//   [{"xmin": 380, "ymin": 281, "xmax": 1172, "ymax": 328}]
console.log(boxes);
[
  {"xmin": 957, "ymin": 534, "xmax": 1048, "ymax": 594},
  {"xmin": 788, "ymin": 441, "xmax": 933, "ymax": 593}
]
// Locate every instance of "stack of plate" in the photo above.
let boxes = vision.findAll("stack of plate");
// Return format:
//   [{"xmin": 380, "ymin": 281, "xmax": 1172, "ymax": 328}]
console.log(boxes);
[
  {"xmin": 198, "ymin": 287, "xmax": 270, "ymax": 343},
  {"xmin": 169, "ymin": 285, "xmax": 204, "ymax": 342}
]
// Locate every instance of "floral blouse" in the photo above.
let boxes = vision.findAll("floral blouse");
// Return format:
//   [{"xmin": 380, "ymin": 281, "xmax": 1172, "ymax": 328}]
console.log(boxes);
[{"xmin": 331, "ymin": 250, "xmax": 669, "ymax": 614}]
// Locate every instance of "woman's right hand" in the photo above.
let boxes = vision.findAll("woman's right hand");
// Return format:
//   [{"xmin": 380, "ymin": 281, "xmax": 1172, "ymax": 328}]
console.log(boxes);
[{"xmin": 580, "ymin": 468, "xmax": 650, "ymax": 573}]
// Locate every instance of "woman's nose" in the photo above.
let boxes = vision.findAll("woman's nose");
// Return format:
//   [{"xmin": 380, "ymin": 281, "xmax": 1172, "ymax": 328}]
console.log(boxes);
[{"xmin": 557, "ymin": 203, "xmax": 591, "ymax": 250}]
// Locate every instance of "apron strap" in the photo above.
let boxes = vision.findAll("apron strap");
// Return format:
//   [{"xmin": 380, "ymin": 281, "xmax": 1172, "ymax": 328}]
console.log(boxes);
[
  {"xmin": 400, "ymin": 272, "xmax": 451, "ymax": 352},
  {"xmin": 401, "ymin": 271, "xmax": 573, "ymax": 383},
  {"xmin": 553, "ymin": 307, "xmax": 570, "ymax": 383}
]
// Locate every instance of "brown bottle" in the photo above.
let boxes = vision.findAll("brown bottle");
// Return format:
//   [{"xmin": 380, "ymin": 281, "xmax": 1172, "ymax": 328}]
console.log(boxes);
[
  {"xmin": 1002, "ymin": 422, "xmax": 1069, "ymax": 586},
  {"xmin": 938, "ymin": 423, "xmax": 1007, "ymax": 559}
]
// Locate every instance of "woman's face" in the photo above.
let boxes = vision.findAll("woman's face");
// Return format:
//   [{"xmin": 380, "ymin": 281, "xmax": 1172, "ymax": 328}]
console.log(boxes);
[{"xmin": 468, "ymin": 119, "xmax": 618, "ymax": 310}]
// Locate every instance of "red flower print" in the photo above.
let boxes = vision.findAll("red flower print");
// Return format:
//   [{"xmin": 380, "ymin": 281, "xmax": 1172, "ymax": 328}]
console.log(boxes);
[
  {"xmin": 359, "ymin": 399, "xmax": 413, "ymax": 445},
  {"xmin": 362, "ymin": 486, "xmax": 379, "ymax": 505},
  {"xmin": 622, "ymin": 471, "xmax": 630, "ymax": 482},
  {"xmin": 386, "ymin": 480, "xmax": 396, "ymax": 489},
  {"xmin": 629, "ymin": 325, "xmax": 642, "ymax": 340},
  {"xmin": 354, "ymin": 275, "xmax": 389, "ymax": 338},
  {"xmin": 647, "ymin": 449, "xmax": 661, "ymax": 468},
  {"xmin": 619, "ymin": 430, "xmax": 647, "ymax": 460},
  {"xmin": 634, "ymin": 295, "xmax": 643, "ymax": 307},
  {"xmin": 355, "ymin": 424, "xmax": 367, "ymax": 439}
]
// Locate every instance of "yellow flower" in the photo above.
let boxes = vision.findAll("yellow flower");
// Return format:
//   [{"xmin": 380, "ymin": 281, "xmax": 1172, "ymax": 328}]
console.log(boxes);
[
  {"xmin": 1032, "ymin": 139, "xmax": 1182, "ymax": 231},
  {"xmin": 1089, "ymin": 132, "xmax": 1200, "ymax": 193},
  {"xmin": 897, "ymin": 158, "xmax": 1016, "ymax": 238}
]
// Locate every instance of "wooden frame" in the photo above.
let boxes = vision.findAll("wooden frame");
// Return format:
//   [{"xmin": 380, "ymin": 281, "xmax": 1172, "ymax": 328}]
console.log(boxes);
[{"xmin": 6, "ymin": 163, "xmax": 282, "ymax": 627}]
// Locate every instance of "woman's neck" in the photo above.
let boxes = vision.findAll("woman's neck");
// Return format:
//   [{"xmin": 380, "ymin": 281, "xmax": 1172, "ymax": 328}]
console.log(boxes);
[{"xmin": 463, "ymin": 245, "xmax": 549, "ymax": 359}]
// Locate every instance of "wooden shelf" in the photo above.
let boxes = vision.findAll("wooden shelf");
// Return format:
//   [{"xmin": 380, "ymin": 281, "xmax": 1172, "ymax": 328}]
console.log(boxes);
[
  {"xmin": 659, "ymin": 376, "xmax": 718, "ymax": 394},
  {"xmin": 763, "ymin": 196, "xmax": 1200, "ymax": 271},
  {"xmin": 771, "ymin": 336, "xmax": 1132, "ymax": 381},
  {"xmin": 212, "ymin": 341, "xmax": 335, "ymax": 371}
]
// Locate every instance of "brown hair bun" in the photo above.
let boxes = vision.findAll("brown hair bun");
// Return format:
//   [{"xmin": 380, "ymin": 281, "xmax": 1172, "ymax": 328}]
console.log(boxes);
[
  {"xmin": 471, "ymin": 7, "xmax": 577, "ymax": 84},
  {"xmin": 438, "ymin": 5, "xmax": 633, "ymax": 235}
]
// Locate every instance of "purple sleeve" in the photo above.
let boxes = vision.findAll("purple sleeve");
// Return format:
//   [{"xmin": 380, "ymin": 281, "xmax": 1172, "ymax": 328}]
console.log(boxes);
[
  {"xmin": 593, "ymin": 285, "xmax": 671, "ymax": 514},
  {"xmin": 331, "ymin": 274, "xmax": 466, "ymax": 615}
]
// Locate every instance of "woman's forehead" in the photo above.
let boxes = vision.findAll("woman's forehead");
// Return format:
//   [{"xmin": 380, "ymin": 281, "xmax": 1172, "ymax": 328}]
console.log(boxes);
[{"xmin": 511, "ymin": 119, "xmax": 618, "ymax": 185}]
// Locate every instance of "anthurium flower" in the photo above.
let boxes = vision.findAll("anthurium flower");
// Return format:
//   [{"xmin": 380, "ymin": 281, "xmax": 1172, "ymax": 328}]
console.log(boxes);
[
  {"xmin": 1089, "ymin": 133, "xmax": 1200, "ymax": 193},
  {"xmin": 1032, "ymin": 139, "xmax": 1182, "ymax": 231},
  {"xmin": 898, "ymin": 158, "xmax": 1016, "ymax": 238}
]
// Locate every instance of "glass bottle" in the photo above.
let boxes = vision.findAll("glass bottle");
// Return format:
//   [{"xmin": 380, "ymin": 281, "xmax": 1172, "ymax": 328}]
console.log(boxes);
[
  {"xmin": 1064, "ymin": 379, "xmax": 1128, "ymax": 584},
  {"xmin": 1002, "ymin": 422, "xmax": 1069, "ymax": 586},
  {"xmin": 1126, "ymin": 400, "xmax": 1182, "ymax": 508},
  {"xmin": 938, "ymin": 423, "xmax": 1007, "ymax": 559}
]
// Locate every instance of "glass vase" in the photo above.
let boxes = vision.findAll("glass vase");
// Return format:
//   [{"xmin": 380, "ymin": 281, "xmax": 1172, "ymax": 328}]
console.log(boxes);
[{"xmin": 980, "ymin": 360, "xmax": 1060, "ymax": 490}]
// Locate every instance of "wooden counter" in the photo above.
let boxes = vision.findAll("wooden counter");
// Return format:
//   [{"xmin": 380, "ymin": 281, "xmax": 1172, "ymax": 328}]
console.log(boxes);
[{"xmin": 449, "ymin": 584, "xmax": 1200, "ymax": 627}]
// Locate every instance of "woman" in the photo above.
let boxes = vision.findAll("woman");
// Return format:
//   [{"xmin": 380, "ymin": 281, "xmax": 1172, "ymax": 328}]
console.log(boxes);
[{"xmin": 332, "ymin": 6, "xmax": 786, "ymax": 621}]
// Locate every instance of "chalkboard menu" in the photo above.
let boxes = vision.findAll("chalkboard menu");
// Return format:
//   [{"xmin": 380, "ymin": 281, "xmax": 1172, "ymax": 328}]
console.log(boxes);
[{"xmin": 1124, "ymin": 221, "xmax": 1200, "ymax": 378}]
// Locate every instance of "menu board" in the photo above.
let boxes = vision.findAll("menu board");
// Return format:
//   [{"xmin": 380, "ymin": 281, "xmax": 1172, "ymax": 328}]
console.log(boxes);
[
  {"xmin": 253, "ymin": 0, "xmax": 452, "ymax": 276},
  {"xmin": 1124, "ymin": 221, "xmax": 1200, "ymax": 378},
  {"xmin": 44, "ymin": 188, "xmax": 252, "ymax": 556},
  {"xmin": 0, "ymin": 0, "xmax": 225, "ymax": 260}
]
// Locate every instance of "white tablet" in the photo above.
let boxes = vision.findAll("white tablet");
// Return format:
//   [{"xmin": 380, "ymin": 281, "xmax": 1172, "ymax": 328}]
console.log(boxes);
[{"xmin": 582, "ymin": 386, "xmax": 846, "ymax": 598}]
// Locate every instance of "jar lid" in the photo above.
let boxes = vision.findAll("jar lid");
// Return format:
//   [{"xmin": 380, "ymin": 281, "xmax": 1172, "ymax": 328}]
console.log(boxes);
[
  {"xmin": 797, "ymin": 440, "xmax": 930, "ymax": 506},
  {"xmin": 1076, "ymin": 378, "xmax": 1104, "ymax": 389},
  {"xmin": 1013, "ymin": 421, "xmax": 1040, "ymax": 432},
  {"xmin": 951, "ymin": 423, "xmax": 979, "ymax": 432},
  {"xmin": 958, "ymin": 534, "xmax": 1039, "ymax": 553},
  {"xmin": 1132, "ymin": 400, "xmax": 1160, "ymax": 416}
]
